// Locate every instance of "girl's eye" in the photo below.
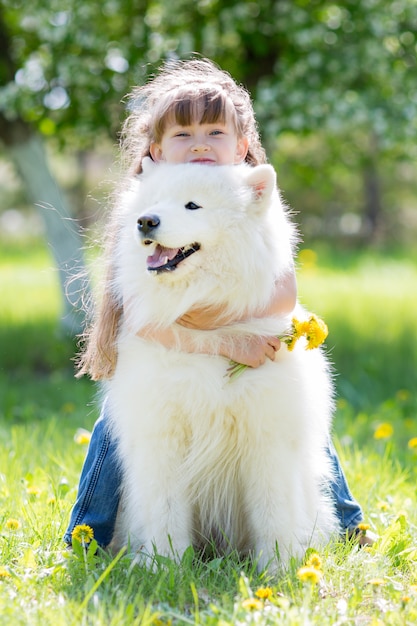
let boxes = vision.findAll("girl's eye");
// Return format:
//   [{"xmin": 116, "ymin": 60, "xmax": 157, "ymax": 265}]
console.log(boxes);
[
  {"xmin": 185, "ymin": 201, "xmax": 202, "ymax": 211},
  {"xmin": 210, "ymin": 130, "xmax": 223, "ymax": 136}
]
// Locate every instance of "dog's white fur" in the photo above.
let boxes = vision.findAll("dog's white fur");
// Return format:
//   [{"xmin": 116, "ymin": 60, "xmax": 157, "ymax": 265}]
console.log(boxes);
[{"xmin": 106, "ymin": 159, "xmax": 339, "ymax": 572}]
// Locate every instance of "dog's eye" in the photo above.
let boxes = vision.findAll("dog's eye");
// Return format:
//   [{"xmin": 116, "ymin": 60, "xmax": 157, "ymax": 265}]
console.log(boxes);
[{"xmin": 185, "ymin": 201, "xmax": 202, "ymax": 211}]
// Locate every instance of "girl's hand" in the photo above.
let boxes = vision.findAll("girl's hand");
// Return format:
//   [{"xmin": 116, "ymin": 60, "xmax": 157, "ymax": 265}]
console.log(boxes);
[
  {"xmin": 177, "ymin": 305, "xmax": 233, "ymax": 330},
  {"xmin": 221, "ymin": 335, "xmax": 281, "ymax": 368}
]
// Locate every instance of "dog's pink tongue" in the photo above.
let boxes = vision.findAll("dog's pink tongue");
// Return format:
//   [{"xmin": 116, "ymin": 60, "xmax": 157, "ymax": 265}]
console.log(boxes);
[{"xmin": 147, "ymin": 244, "xmax": 179, "ymax": 268}]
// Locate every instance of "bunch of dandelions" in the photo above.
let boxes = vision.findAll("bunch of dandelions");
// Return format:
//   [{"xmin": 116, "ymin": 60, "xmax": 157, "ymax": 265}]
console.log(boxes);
[{"xmin": 227, "ymin": 313, "xmax": 329, "ymax": 380}]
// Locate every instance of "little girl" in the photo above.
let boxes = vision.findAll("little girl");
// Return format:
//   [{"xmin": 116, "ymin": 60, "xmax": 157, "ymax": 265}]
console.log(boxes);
[{"xmin": 65, "ymin": 58, "xmax": 369, "ymax": 549}]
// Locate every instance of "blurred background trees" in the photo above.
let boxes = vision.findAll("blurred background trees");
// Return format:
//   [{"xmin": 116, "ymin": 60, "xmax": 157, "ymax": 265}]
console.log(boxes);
[{"xmin": 1, "ymin": 0, "xmax": 416, "ymax": 330}]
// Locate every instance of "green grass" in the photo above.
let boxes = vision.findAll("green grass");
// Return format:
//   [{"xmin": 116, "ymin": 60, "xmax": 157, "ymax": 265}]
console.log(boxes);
[{"xmin": 1, "ymin": 237, "xmax": 417, "ymax": 625}]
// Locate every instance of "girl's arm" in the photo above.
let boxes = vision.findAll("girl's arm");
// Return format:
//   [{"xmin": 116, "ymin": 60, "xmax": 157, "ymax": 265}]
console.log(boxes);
[
  {"xmin": 261, "ymin": 268, "xmax": 297, "ymax": 317},
  {"xmin": 137, "ymin": 324, "xmax": 280, "ymax": 367},
  {"xmin": 131, "ymin": 268, "xmax": 296, "ymax": 368},
  {"xmin": 177, "ymin": 268, "xmax": 297, "ymax": 329}
]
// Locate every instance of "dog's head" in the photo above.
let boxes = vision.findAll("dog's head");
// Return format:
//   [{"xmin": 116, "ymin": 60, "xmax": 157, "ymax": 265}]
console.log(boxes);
[
  {"xmin": 116, "ymin": 159, "xmax": 295, "ymax": 326},
  {"xmin": 129, "ymin": 158, "xmax": 277, "ymax": 277}
]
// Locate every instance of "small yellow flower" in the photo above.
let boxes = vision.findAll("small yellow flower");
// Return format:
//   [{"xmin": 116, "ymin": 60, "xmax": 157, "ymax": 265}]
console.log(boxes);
[
  {"xmin": 297, "ymin": 566, "xmax": 323, "ymax": 584},
  {"xmin": 47, "ymin": 497, "xmax": 56, "ymax": 505},
  {"xmin": 357, "ymin": 522, "xmax": 370, "ymax": 533},
  {"xmin": 298, "ymin": 248, "xmax": 318, "ymax": 270},
  {"xmin": 305, "ymin": 315, "xmax": 328, "ymax": 350},
  {"xmin": 408, "ymin": 437, "xmax": 417, "ymax": 452},
  {"xmin": 5, "ymin": 518, "xmax": 20, "ymax": 531},
  {"xmin": 306, "ymin": 552, "xmax": 323, "ymax": 570},
  {"xmin": 0, "ymin": 566, "xmax": 11, "ymax": 578},
  {"xmin": 374, "ymin": 423, "xmax": 394, "ymax": 440},
  {"xmin": 286, "ymin": 315, "xmax": 328, "ymax": 352},
  {"xmin": 286, "ymin": 318, "xmax": 307, "ymax": 351},
  {"xmin": 255, "ymin": 586, "xmax": 273, "ymax": 600},
  {"xmin": 26, "ymin": 486, "xmax": 41, "ymax": 496},
  {"xmin": 241, "ymin": 598, "xmax": 263, "ymax": 611},
  {"xmin": 377, "ymin": 501, "xmax": 390, "ymax": 512},
  {"xmin": 74, "ymin": 428, "xmax": 92, "ymax": 445},
  {"xmin": 71, "ymin": 524, "xmax": 94, "ymax": 544},
  {"xmin": 368, "ymin": 578, "xmax": 385, "ymax": 587}
]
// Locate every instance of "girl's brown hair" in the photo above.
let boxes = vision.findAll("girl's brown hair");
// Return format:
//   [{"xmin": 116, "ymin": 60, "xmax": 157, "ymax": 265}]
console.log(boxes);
[
  {"xmin": 122, "ymin": 58, "xmax": 266, "ymax": 174},
  {"xmin": 77, "ymin": 58, "xmax": 266, "ymax": 380}
]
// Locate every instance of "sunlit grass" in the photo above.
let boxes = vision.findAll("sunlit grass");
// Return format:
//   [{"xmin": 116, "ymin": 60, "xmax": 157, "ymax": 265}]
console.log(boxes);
[
  {"xmin": 297, "ymin": 246, "xmax": 417, "ymax": 408},
  {"xmin": 1, "ymin": 238, "xmax": 61, "ymax": 322}
]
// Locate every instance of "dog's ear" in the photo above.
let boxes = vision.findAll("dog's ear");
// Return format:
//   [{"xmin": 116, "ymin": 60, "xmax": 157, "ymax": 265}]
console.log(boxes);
[
  {"xmin": 245, "ymin": 164, "xmax": 276, "ymax": 205},
  {"xmin": 141, "ymin": 156, "xmax": 157, "ymax": 175}
]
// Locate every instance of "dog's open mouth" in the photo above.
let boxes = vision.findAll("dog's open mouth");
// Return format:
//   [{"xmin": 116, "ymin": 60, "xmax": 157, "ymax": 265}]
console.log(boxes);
[{"xmin": 146, "ymin": 242, "xmax": 200, "ymax": 273}]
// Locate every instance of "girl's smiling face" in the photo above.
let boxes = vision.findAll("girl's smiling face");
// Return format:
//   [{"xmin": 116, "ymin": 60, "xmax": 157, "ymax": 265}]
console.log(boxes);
[{"xmin": 149, "ymin": 116, "xmax": 249, "ymax": 166}]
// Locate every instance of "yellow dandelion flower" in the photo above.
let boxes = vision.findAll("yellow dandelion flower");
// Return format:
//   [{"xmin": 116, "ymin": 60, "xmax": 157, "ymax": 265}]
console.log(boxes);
[
  {"xmin": 297, "ymin": 566, "xmax": 323, "ymax": 585},
  {"xmin": 408, "ymin": 437, "xmax": 417, "ymax": 452},
  {"xmin": 374, "ymin": 423, "xmax": 394, "ymax": 440},
  {"xmin": 368, "ymin": 578, "xmax": 385, "ymax": 587},
  {"xmin": 401, "ymin": 596, "xmax": 411, "ymax": 605},
  {"xmin": 298, "ymin": 248, "xmax": 318, "ymax": 270},
  {"xmin": 71, "ymin": 524, "xmax": 94, "ymax": 544},
  {"xmin": 74, "ymin": 428, "xmax": 92, "ymax": 445},
  {"xmin": 26, "ymin": 486, "xmax": 41, "ymax": 496},
  {"xmin": 47, "ymin": 497, "xmax": 56, "ymax": 506},
  {"xmin": 305, "ymin": 315, "xmax": 328, "ymax": 350},
  {"xmin": 0, "ymin": 566, "xmax": 11, "ymax": 578},
  {"xmin": 377, "ymin": 501, "xmax": 390, "ymax": 512},
  {"xmin": 306, "ymin": 553, "xmax": 323, "ymax": 570},
  {"xmin": 255, "ymin": 586, "xmax": 273, "ymax": 600},
  {"xmin": 241, "ymin": 598, "xmax": 263, "ymax": 611},
  {"xmin": 5, "ymin": 518, "xmax": 20, "ymax": 531},
  {"xmin": 357, "ymin": 522, "xmax": 370, "ymax": 533}
]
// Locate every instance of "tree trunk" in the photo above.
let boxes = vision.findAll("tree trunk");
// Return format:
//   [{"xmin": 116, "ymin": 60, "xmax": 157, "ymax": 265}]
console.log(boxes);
[
  {"xmin": 0, "ymin": 10, "xmax": 88, "ymax": 334},
  {"xmin": 5, "ymin": 123, "xmax": 89, "ymax": 335}
]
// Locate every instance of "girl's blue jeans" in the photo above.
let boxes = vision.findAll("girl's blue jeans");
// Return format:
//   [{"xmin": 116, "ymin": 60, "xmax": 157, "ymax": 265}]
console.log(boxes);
[{"xmin": 64, "ymin": 401, "xmax": 364, "ymax": 547}]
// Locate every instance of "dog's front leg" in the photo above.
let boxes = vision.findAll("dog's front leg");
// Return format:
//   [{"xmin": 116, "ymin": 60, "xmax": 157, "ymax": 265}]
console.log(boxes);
[
  {"xmin": 122, "ymin": 442, "xmax": 193, "ymax": 566},
  {"xmin": 242, "ymin": 445, "xmax": 309, "ymax": 574},
  {"xmin": 140, "ymin": 490, "xmax": 193, "ymax": 564}
]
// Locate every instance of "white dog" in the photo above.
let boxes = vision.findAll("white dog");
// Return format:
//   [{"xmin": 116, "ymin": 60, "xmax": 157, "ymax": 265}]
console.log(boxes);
[{"xmin": 105, "ymin": 159, "xmax": 339, "ymax": 572}]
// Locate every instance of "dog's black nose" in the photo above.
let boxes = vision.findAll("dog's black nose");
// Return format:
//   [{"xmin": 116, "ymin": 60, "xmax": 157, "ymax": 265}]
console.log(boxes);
[{"xmin": 137, "ymin": 214, "xmax": 160, "ymax": 235}]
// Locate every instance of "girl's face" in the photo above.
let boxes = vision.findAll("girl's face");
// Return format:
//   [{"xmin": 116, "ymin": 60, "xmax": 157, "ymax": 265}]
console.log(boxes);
[{"xmin": 149, "ymin": 115, "xmax": 248, "ymax": 166}]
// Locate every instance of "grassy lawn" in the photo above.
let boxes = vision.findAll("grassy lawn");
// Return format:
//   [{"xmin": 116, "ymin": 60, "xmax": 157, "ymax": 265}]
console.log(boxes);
[{"xmin": 0, "ymin": 238, "xmax": 416, "ymax": 625}]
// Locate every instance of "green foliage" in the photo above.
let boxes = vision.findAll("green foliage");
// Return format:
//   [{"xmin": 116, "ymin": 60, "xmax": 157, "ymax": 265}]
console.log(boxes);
[
  {"xmin": 1, "ymin": 0, "xmax": 416, "ymax": 148},
  {"xmin": 1, "ymin": 0, "xmax": 417, "ymax": 245}
]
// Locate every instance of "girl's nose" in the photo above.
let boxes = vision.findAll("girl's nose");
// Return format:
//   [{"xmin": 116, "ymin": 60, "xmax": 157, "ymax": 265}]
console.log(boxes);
[{"xmin": 191, "ymin": 141, "xmax": 210, "ymax": 152}]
